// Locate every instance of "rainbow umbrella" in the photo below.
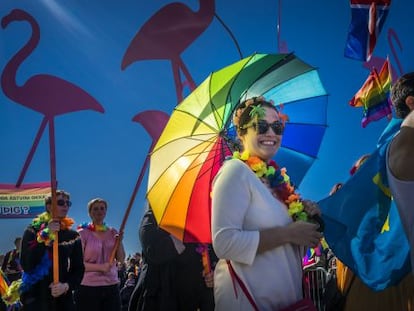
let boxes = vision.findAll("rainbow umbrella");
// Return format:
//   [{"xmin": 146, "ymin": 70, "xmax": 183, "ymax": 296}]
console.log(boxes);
[{"xmin": 147, "ymin": 53, "xmax": 328, "ymax": 243}]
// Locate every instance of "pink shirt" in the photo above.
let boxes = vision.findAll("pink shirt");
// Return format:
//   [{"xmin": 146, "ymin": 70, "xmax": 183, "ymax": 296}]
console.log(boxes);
[{"xmin": 78, "ymin": 228, "xmax": 119, "ymax": 286}]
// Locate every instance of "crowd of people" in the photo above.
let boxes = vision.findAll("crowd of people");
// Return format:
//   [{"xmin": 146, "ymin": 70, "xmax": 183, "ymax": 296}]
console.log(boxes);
[{"xmin": 0, "ymin": 72, "xmax": 413, "ymax": 310}]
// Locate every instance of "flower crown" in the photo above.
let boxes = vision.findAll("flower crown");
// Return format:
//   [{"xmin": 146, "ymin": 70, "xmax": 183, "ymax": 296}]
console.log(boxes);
[{"xmin": 233, "ymin": 96, "xmax": 288, "ymax": 129}]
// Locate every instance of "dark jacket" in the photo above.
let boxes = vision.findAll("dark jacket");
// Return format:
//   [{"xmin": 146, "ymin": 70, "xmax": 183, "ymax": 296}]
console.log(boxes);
[
  {"xmin": 20, "ymin": 225, "xmax": 84, "ymax": 311},
  {"xmin": 129, "ymin": 206, "xmax": 217, "ymax": 311}
]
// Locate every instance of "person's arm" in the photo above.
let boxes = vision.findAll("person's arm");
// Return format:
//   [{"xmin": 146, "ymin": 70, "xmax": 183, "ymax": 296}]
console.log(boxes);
[
  {"xmin": 83, "ymin": 261, "xmax": 111, "ymax": 272},
  {"xmin": 20, "ymin": 226, "xmax": 47, "ymax": 271},
  {"xmin": 212, "ymin": 160, "xmax": 322, "ymax": 260},
  {"xmin": 66, "ymin": 232, "xmax": 85, "ymax": 291},
  {"xmin": 115, "ymin": 239, "xmax": 126, "ymax": 263},
  {"xmin": 1, "ymin": 251, "xmax": 10, "ymax": 271},
  {"xmin": 258, "ymin": 221, "xmax": 322, "ymax": 253},
  {"xmin": 79, "ymin": 229, "xmax": 111, "ymax": 272},
  {"xmin": 388, "ymin": 110, "xmax": 414, "ymax": 181},
  {"xmin": 212, "ymin": 161, "xmax": 260, "ymax": 265}
]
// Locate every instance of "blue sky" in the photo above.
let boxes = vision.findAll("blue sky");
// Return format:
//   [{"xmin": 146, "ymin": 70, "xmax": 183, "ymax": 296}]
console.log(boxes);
[{"xmin": 1, "ymin": 0, "xmax": 413, "ymax": 256}]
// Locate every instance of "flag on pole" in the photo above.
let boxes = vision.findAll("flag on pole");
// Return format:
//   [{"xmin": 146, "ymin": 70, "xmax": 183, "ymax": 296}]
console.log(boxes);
[
  {"xmin": 319, "ymin": 119, "xmax": 410, "ymax": 290},
  {"xmin": 349, "ymin": 58, "xmax": 392, "ymax": 127},
  {"xmin": 344, "ymin": 0, "xmax": 391, "ymax": 61}
]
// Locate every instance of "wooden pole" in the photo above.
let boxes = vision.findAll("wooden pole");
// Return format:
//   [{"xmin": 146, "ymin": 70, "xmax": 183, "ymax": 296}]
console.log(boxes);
[
  {"xmin": 49, "ymin": 118, "xmax": 59, "ymax": 283},
  {"xmin": 109, "ymin": 110, "xmax": 169, "ymax": 263},
  {"xmin": 109, "ymin": 144, "xmax": 154, "ymax": 263}
]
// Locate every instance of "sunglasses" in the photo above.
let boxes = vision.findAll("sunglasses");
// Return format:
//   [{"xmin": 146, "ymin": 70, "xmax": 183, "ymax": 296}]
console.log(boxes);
[
  {"xmin": 57, "ymin": 199, "xmax": 72, "ymax": 207},
  {"xmin": 252, "ymin": 120, "xmax": 284, "ymax": 135}
]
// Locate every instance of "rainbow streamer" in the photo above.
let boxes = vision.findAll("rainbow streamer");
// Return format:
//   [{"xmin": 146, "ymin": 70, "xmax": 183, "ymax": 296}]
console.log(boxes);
[
  {"xmin": 196, "ymin": 243, "xmax": 211, "ymax": 274},
  {"xmin": 0, "ymin": 270, "xmax": 21, "ymax": 307},
  {"xmin": 0, "ymin": 270, "xmax": 8, "ymax": 297},
  {"xmin": 302, "ymin": 238, "xmax": 329, "ymax": 268},
  {"xmin": 349, "ymin": 58, "xmax": 392, "ymax": 127}
]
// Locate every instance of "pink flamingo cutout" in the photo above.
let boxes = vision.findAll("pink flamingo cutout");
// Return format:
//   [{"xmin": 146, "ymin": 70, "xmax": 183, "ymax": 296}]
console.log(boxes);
[
  {"xmin": 1, "ymin": 9, "xmax": 105, "ymax": 188},
  {"xmin": 363, "ymin": 28, "xmax": 404, "ymax": 81},
  {"xmin": 109, "ymin": 110, "xmax": 169, "ymax": 262},
  {"xmin": 121, "ymin": 0, "xmax": 215, "ymax": 103}
]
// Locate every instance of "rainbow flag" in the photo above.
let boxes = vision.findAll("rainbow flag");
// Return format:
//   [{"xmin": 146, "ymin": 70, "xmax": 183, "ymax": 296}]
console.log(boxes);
[
  {"xmin": 349, "ymin": 58, "xmax": 392, "ymax": 127},
  {"xmin": 0, "ymin": 182, "xmax": 51, "ymax": 218}
]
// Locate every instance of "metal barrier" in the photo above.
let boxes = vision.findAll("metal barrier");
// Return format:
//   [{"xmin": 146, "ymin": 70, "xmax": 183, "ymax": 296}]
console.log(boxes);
[{"xmin": 303, "ymin": 266, "xmax": 329, "ymax": 311}]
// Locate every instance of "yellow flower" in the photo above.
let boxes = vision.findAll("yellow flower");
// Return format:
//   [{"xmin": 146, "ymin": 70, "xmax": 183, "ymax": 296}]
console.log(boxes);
[
  {"xmin": 245, "ymin": 156, "xmax": 266, "ymax": 177},
  {"xmin": 3, "ymin": 279, "xmax": 22, "ymax": 305},
  {"xmin": 233, "ymin": 151, "xmax": 241, "ymax": 159},
  {"xmin": 288, "ymin": 201, "xmax": 304, "ymax": 216},
  {"xmin": 266, "ymin": 165, "xmax": 275, "ymax": 176},
  {"xmin": 240, "ymin": 150, "xmax": 249, "ymax": 161}
]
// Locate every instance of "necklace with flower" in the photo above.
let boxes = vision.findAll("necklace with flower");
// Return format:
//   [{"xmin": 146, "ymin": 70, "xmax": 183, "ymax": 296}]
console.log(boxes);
[
  {"xmin": 232, "ymin": 150, "xmax": 308, "ymax": 221},
  {"xmin": 77, "ymin": 222, "xmax": 109, "ymax": 232},
  {"xmin": 32, "ymin": 212, "xmax": 75, "ymax": 246}
]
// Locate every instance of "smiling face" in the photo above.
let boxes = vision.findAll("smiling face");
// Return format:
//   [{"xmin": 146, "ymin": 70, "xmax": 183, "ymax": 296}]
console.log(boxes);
[{"xmin": 239, "ymin": 106, "xmax": 282, "ymax": 161}]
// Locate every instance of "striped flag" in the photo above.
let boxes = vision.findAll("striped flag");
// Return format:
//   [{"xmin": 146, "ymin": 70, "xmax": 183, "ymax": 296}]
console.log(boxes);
[
  {"xmin": 0, "ymin": 182, "xmax": 51, "ymax": 218},
  {"xmin": 344, "ymin": 0, "xmax": 391, "ymax": 61},
  {"xmin": 349, "ymin": 58, "xmax": 392, "ymax": 127}
]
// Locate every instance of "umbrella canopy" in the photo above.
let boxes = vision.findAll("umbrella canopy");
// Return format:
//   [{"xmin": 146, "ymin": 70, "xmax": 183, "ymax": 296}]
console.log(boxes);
[{"xmin": 147, "ymin": 52, "xmax": 328, "ymax": 243}]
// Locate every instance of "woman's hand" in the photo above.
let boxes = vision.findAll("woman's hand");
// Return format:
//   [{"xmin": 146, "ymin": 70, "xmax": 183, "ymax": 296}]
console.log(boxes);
[
  {"xmin": 302, "ymin": 200, "xmax": 321, "ymax": 217},
  {"xmin": 50, "ymin": 282, "xmax": 69, "ymax": 297},
  {"xmin": 203, "ymin": 270, "xmax": 214, "ymax": 288},
  {"xmin": 287, "ymin": 221, "xmax": 323, "ymax": 248},
  {"xmin": 302, "ymin": 200, "xmax": 324, "ymax": 232},
  {"xmin": 48, "ymin": 219, "xmax": 61, "ymax": 232}
]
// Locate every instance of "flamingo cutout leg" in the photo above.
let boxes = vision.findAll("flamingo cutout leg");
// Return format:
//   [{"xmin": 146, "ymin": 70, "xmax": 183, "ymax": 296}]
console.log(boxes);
[
  {"xmin": 16, "ymin": 117, "xmax": 48, "ymax": 187},
  {"xmin": 178, "ymin": 58, "xmax": 196, "ymax": 92},
  {"xmin": 172, "ymin": 60, "xmax": 184, "ymax": 103},
  {"xmin": 171, "ymin": 58, "xmax": 197, "ymax": 103},
  {"xmin": 109, "ymin": 142, "xmax": 154, "ymax": 263}
]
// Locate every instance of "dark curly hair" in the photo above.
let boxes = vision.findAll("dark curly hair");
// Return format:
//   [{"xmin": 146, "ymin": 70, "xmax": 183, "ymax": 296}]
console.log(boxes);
[
  {"xmin": 391, "ymin": 72, "xmax": 414, "ymax": 119},
  {"xmin": 44, "ymin": 190, "xmax": 70, "ymax": 205},
  {"xmin": 233, "ymin": 97, "xmax": 278, "ymax": 136}
]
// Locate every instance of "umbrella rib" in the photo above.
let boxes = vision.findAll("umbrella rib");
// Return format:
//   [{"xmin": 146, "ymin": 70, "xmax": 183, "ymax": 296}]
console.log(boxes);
[
  {"xmin": 151, "ymin": 133, "xmax": 218, "ymax": 154},
  {"xmin": 174, "ymin": 108, "xmax": 220, "ymax": 134}
]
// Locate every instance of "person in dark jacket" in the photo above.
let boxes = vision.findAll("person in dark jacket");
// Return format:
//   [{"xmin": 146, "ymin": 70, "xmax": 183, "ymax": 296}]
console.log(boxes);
[
  {"xmin": 19, "ymin": 190, "xmax": 84, "ymax": 311},
  {"xmin": 129, "ymin": 204, "xmax": 217, "ymax": 311},
  {"xmin": 1, "ymin": 237, "xmax": 23, "ymax": 283}
]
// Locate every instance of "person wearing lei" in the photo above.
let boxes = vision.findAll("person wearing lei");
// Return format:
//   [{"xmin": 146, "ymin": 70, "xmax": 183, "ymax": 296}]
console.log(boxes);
[
  {"xmin": 211, "ymin": 97, "xmax": 323, "ymax": 311},
  {"xmin": 18, "ymin": 189, "xmax": 84, "ymax": 311},
  {"xmin": 75, "ymin": 197, "xmax": 126, "ymax": 311}
]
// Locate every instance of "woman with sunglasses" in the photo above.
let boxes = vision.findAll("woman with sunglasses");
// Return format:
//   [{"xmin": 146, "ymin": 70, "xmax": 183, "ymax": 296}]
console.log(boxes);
[
  {"xmin": 75, "ymin": 198, "xmax": 126, "ymax": 311},
  {"xmin": 19, "ymin": 190, "xmax": 85, "ymax": 311},
  {"xmin": 211, "ymin": 97, "xmax": 323, "ymax": 311}
]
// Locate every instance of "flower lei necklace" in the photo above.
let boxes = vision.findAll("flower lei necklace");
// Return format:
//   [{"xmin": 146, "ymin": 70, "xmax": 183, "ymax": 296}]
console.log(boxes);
[
  {"xmin": 232, "ymin": 150, "xmax": 308, "ymax": 221},
  {"xmin": 77, "ymin": 222, "xmax": 109, "ymax": 232},
  {"xmin": 32, "ymin": 212, "xmax": 74, "ymax": 246}
]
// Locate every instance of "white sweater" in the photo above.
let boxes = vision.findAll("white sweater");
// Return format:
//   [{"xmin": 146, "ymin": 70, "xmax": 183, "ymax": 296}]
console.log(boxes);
[{"xmin": 212, "ymin": 159, "xmax": 303, "ymax": 311}]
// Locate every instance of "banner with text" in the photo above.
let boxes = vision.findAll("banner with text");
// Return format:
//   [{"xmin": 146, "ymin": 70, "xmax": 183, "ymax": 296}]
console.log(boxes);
[{"xmin": 0, "ymin": 182, "xmax": 51, "ymax": 218}]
